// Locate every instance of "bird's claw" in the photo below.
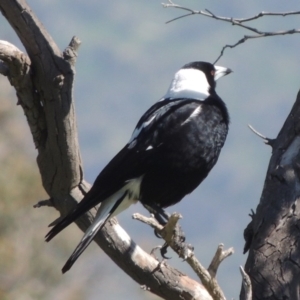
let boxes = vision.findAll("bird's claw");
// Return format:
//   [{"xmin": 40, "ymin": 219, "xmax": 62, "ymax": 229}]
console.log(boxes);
[
  {"xmin": 154, "ymin": 228, "xmax": 162, "ymax": 238},
  {"xmin": 160, "ymin": 242, "xmax": 171, "ymax": 259},
  {"xmin": 150, "ymin": 244, "xmax": 171, "ymax": 260}
]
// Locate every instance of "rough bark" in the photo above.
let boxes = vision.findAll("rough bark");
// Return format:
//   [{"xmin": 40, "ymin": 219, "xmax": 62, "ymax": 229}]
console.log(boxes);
[
  {"xmin": 242, "ymin": 90, "xmax": 300, "ymax": 300},
  {"xmin": 0, "ymin": 1, "xmax": 227, "ymax": 299}
]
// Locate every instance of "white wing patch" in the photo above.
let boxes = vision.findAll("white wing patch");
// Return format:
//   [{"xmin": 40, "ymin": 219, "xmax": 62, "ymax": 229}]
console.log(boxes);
[
  {"xmin": 128, "ymin": 100, "xmax": 186, "ymax": 149},
  {"xmin": 128, "ymin": 114, "xmax": 156, "ymax": 148},
  {"xmin": 128, "ymin": 99, "xmax": 198, "ymax": 149},
  {"xmin": 181, "ymin": 105, "xmax": 202, "ymax": 126}
]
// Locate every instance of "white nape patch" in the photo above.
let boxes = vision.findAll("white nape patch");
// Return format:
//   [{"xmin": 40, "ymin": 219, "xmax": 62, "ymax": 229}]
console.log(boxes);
[
  {"xmin": 181, "ymin": 105, "xmax": 202, "ymax": 126},
  {"xmin": 164, "ymin": 68, "xmax": 210, "ymax": 100},
  {"xmin": 128, "ymin": 114, "xmax": 156, "ymax": 146},
  {"xmin": 280, "ymin": 136, "xmax": 300, "ymax": 165}
]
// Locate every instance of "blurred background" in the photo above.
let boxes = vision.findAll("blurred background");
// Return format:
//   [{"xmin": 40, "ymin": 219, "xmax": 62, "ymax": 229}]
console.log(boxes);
[{"xmin": 1, "ymin": 0, "xmax": 300, "ymax": 299}]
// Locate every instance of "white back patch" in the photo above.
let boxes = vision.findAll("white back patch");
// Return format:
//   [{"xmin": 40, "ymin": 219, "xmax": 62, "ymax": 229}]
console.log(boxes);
[{"xmin": 164, "ymin": 68, "xmax": 210, "ymax": 100}]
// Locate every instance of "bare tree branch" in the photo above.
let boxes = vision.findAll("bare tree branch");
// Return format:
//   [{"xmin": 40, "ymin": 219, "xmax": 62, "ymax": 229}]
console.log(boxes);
[
  {"xmin": 248, "ymin": 124, "xmax": 275, "ymax": 147},
  {"xmin": 0, "ymin": 1, "xmax": 223, "ymax": 299},
  {"xmin": 208, "ymin": 244, "xmax": 234, "ymax": 278},
  {"xmin": 241, "ymin": 90, "xmax": 300, "ymax": 300},
  {"xmin": 3, "ymin": 1, "xmax": 299, "ymax": 299},
  {"xmin": 162, "ymin": 0, "xmax": 300, "ymax": 63},
  {"xmin": 133, "ymin": 213, "xmax": 234, "ymax": 300},
  {"xmin": 239, "ymin": 266, "xmax": 252, "ymax": 300}
]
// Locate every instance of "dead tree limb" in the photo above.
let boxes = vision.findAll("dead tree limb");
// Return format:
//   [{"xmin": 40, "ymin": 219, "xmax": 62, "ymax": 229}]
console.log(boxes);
[
  {"xmin": 241, "ymin": 90, "xmax": 300, "ymax": 300},
  {"xmin": 133, "ymin": 213, "xmax": 234, "ymax": 300},
  {"xmin": 162, "ymin": 0, "xmax": 300, "ymax": 63},
  {"xmin": 0, "ymin": 1, "xmax": 227, "ymax": 299}
]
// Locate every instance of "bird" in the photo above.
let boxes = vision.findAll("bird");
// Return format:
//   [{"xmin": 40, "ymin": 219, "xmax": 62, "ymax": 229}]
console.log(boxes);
[{"xmin": 45, "ymin": 61, "xmax": 232, "ymax": 273}]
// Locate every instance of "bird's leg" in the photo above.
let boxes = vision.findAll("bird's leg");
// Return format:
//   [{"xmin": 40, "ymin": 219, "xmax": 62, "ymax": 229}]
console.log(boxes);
[
  {"xmin": 143, "ymin": 204, "xmax": 187, "ymax": 259},
  {"xmin": 145, "ymin": 204, "xmax": 168, "ymax": 239},
  {"xmin": 158, "ymin": 215, "xmax": 186, "ymax": 259},
  {"xmin": 143, "ymin": 203, "xmax": 170, "ymax": 226},
  {"xmin": 143, "ymin": 203, "xmax": 172, "ymax": 257}
]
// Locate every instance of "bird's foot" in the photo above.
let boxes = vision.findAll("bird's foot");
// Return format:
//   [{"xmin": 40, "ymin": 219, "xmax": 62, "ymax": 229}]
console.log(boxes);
[
  {"xmin": 171, "ymin": 223, "xmax": 193, "ymax": 259},
  {"xmin": 154, "ymin": 227, "xmax": 162, "ymax": 239},
  {"xmin": 143, "ymin": 203, "xmax": 170, "ymax": 225},
  {"xmin": 160, "ymin": 242, "xmax": 171, "ymax": 259},
  {"xmin": 150, "ymin": 244, "xmax": 171, "ymax": 260},
  {"xmin": 152, "ymin": 218, "xmax": 187, "ymax": 259}
]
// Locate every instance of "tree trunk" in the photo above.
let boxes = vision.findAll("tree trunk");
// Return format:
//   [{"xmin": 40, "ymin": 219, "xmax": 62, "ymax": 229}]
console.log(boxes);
[
  {"xmin": 242, "ymin": 90, "xmax": 300, "ymax": 300},
  {"xmin": 0, "ymin": 1, "xmax": 220, "ymax": 299}
]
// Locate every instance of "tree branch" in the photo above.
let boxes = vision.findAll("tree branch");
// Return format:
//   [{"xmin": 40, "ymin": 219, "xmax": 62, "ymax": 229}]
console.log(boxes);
[
  {"xmin": 0, "ymin": 1, "xmax": 220, "ymax": 299},
  {"xmin": 239, "ymin": 266, "xmax": 252, "ymax": 300},
  {"xmin": 133, "ymin": 213, "xmax": 234, "ymax": 300},
  {"xmin": 162, "ymin": 0, "xmax": 300, "ymax": 63},
  {"xmin": 241, "ymin": 90, "xmax": 300, "ymax": 299}
]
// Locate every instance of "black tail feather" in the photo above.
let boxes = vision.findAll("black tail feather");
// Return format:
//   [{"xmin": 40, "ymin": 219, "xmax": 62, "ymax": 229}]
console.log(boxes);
[
  {"xmin": 61, "ymin": 225, "xmax": 102, "ymax": 273},
  {"xmin": 61, "ymin": 192, "xmax": 129, "ymax": 272},
  {"xmin": 45, "ymin": 208, "xmax": 80, "ymax": 242},
  {"xmin": 45, "ymin": 195, "xmax": 99, "ymax": 242}
]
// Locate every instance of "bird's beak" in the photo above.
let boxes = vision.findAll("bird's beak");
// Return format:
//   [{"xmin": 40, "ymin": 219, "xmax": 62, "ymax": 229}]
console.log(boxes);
[{"xmin": 214, "ymin": 66, "xmax": 233, "ymax": 81}]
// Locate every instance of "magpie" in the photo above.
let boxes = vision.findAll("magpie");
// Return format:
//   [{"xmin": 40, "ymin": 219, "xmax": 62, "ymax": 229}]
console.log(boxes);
[{"xmin": 45, "ymin": 61, "xmax": 232, "ymax": 273}]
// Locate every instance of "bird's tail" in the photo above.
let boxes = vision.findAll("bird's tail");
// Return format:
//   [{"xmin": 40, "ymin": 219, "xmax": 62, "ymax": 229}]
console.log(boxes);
[
  {"xmin": 61, "ymin": 190, "xmax": 128, "ymax": 273},
  {"xmin": 62, "ymin": 220, "xmax": 104, "ymax": 273},
  {"xmin": 45, "ymin": 177, "xmax": 142, "ymax": 273},
  {"xmin": 45, "ymin": 207, "xmax": 86, "ymax": 242},
  {"xmin": 45, "ymin": 186, "xmax": 127, "ymax": 243},
  {"xmin": 61, "ymin": 176, "xmax": 143, "ymax": 273}
]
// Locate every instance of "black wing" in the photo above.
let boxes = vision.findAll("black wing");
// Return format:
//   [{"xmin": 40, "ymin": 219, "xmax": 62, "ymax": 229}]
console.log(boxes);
[{"xmin": 45, "ymin": 98, "xmax": 204, "ymax": 241}]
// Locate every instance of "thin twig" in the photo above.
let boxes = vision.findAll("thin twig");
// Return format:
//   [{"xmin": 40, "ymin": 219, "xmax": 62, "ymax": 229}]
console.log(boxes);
[
  {"xmin": 165, "ymin": 12, "xmax": 196, "ymax": 24},
  {"xmin": 208, "ymin": 243, "xmax": 234, "ymax": 278},
  {"xmin": 236, "ymin": 10, "xmax": 300, "ymax": 23},
  {"xmin": 248, "ymin": 124, "xmax": 275, "ymax": 147},
  {"xmin": 248, "ymin": 124, "xmax": 267, "ymax": 140},
  {"xmin": 162, "ymin": 2, "xmax": 300, "ymax": 63},
  {"xmin": 240, "ymin": 266, "xmax": 252, "ymax": 300},
  {"xmin": 214, "ymin": 28, "xmax": 300, "ymax": 64},
  {"xmin": 33, "ymin": 199, "xmax": 54, "ymax": 208}
]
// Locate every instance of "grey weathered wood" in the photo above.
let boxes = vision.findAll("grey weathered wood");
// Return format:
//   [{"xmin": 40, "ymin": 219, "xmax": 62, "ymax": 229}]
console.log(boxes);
[
  {"xmin": 133, "ymin": 213, "xmax": 234, "ymax": 300},
  {"xmin": 242, "ymin": 90, "xmax": 300, "ymax": 300},
  {"xmin": 0, "ymin": 1, "xmax": 220, "ymax": 299}
]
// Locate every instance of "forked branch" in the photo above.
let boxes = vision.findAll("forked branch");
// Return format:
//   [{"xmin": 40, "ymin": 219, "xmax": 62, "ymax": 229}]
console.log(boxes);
[
  {"xmin": 162, "ymin": 0, "xmax": 300, "ymax": 63},
  {"xmin": 0, "ymin": 1, "xmax": 222, "ymax": 299},
  {"xmin": 133, "ymin": 212, "xmax": 234, "ymax": 300}
]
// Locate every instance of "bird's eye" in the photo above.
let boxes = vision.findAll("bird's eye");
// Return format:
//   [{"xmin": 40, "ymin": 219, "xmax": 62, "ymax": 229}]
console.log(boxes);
[{"xmin": 211, "ymin": 70, "xmax": 215, "ymax": 76}]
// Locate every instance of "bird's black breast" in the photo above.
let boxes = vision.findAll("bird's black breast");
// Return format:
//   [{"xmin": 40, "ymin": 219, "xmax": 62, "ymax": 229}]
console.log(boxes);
[{"xmin": 139, "ymin": 97, "xmax": 229, "ymax": 208}]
